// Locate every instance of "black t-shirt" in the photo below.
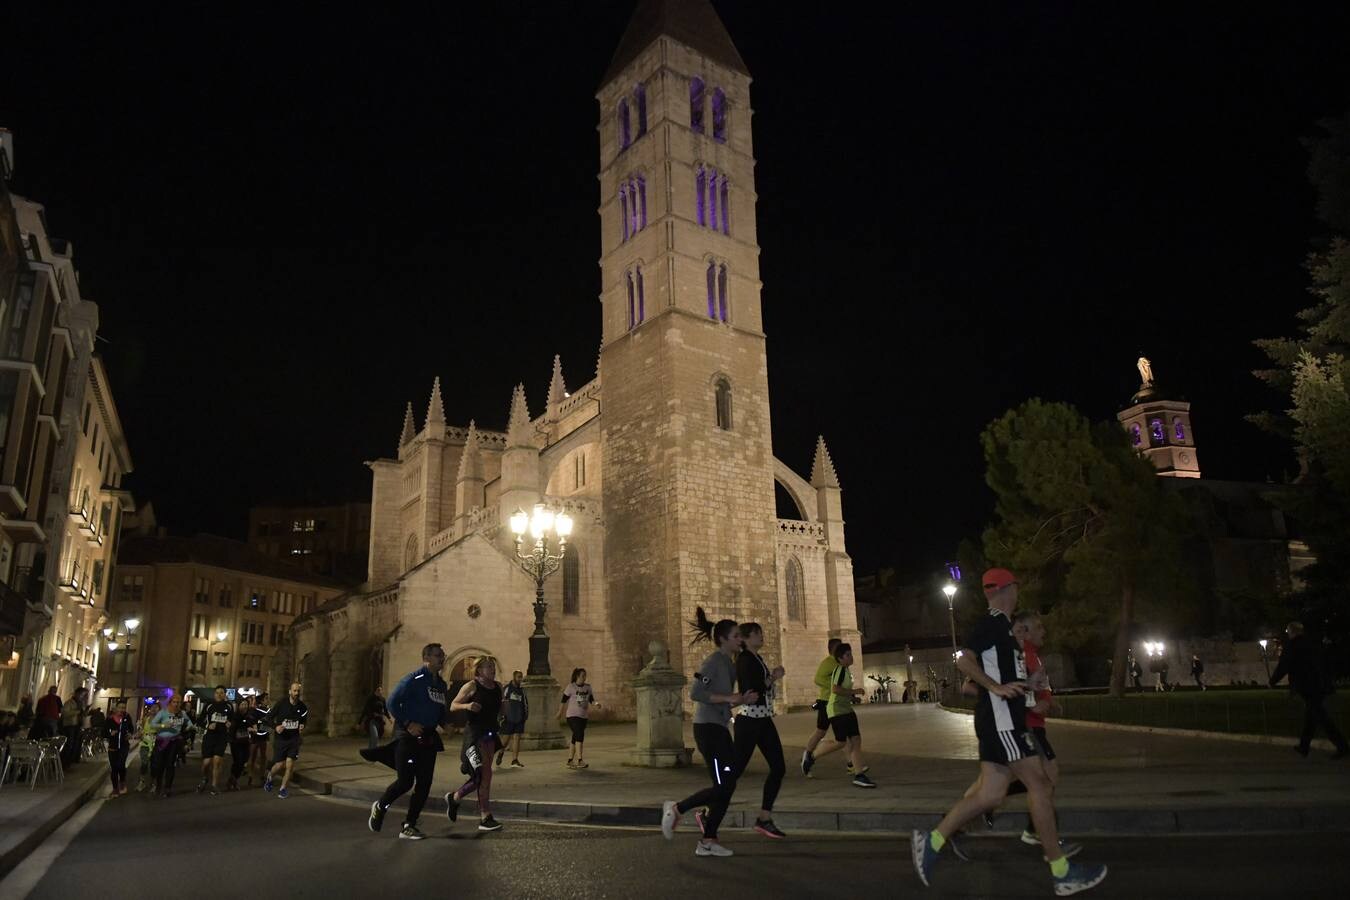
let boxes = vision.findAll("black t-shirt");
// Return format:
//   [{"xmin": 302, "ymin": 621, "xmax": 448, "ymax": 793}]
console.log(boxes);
[
  {"xmin": 270, "ymin": 700, "xmax": 309, "ymax": 739},
  {"xmin": 736, "ymin": 650, "xmax": 772, "ymax": 708},
  {"xmin": 965, "ymin": 608, "xmax": 1028, "ymax": 734},
  {"xmin": 201, "ymin": 701, "xmax": 234, "ymax": 734}
]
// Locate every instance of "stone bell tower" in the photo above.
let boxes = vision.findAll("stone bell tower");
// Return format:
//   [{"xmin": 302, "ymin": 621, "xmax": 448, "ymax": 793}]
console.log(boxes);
[
  {"xmin": 597, "ymin": 0, "xmax": 781, "ymax": 677},
  {"xmin": 1117, "ymin": 355, "xmax": 1201, "ymax": 478}
]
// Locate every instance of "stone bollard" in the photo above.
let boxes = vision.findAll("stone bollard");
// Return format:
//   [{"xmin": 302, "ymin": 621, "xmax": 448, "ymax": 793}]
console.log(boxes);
[
  {"xmin": 629, "ymin": 640, "xmax": 692, "ymax": 767},
  {"xmin": 519, "ymin": 674, "xmax": 567, "ymax": 750}
]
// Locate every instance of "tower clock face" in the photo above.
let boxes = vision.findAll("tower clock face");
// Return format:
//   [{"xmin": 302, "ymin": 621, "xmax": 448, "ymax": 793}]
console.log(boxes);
[{"xmin": 1179, "ymin": 452, "xmax": 1192, "ymax": 465}]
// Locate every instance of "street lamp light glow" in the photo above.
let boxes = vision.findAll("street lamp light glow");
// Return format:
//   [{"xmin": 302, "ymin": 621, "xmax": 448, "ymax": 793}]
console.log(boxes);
[
  {"xmin": 1258, "ymin": 639, "xmax": 1268, "ymax": 650},
  {"xmin": 942, "ymin": 583, "xmax": 957, "ymax": 601},
  {"xmin": 125, "ymin": 617, "xmax": 140, "ymax": 632},
  {"xmin": 529, "ymin": 503, "xmax": 553, "ymax": 539},
  {"xmin": 509, "ymin": 508, "xmax": 529, "ymax": 536},
  {"xmin": 102, "ymin": 627, "xmax": 113, "ymax": 637},
  {"xmin": 216, "ymin": 629, "xmax": 228, "ymax": 642},
  {"xmin": 555, "ymin": 511, "xmax": 573, "ymax": 538},
  {"xmin": 107, "ymin": 641, "xmax": 119, "ymax": 651}
]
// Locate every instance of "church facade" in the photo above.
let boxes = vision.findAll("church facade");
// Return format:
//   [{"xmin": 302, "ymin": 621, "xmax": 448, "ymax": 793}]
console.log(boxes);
[{"xmin": 279, "ymin": 1, "xmax": 861, "ymax": 733}]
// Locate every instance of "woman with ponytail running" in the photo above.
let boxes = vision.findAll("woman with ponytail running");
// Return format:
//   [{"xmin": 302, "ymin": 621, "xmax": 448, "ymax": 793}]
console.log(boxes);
[
  {"xmin": 660, "ymin": 608, "xmax": 758, "ymax": 858},
  {"xmin": 733, "ymin": 622, "xmax": 788, "ymax": 838}
]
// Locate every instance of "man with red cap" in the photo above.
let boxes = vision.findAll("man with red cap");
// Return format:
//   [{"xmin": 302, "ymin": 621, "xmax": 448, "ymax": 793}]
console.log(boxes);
[{"xmin": 912, "ymin": 568, "xmax": 1107, "ymax": 896}]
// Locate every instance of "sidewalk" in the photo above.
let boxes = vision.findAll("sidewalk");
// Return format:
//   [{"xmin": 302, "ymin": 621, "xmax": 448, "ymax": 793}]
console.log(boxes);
[
  {"xmin": 0, "ymin": 757, "xmax": 110, "ymax": 878},
  {"xmin": 292, "ymin": 704, "xmax": 1350, "ymax": 835}
]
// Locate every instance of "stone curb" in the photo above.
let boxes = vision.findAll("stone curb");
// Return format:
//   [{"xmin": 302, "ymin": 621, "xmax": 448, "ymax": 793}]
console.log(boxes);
[
  {"xmin": 289, "ymin": 770, "xmax": 1350, "ymax": 835},
  {"xmin": 937, "ymin": 703, "xmax": 1342, "ymax": 751},
  {"xmin": 0, "ymin": 762, "xmax": 109, "ymax": 879}
]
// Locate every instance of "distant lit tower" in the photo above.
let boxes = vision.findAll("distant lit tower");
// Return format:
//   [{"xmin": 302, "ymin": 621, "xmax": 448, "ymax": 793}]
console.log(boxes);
[{"xmin": 1117, "ymin": 355, "xmax": 1200, "ymax": 478}]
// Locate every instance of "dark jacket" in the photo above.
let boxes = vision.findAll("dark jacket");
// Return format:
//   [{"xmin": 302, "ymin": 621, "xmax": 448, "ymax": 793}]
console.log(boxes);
[
  {"xmin": 103, "ymin": 713, "xmax": 135, "ymax": 753},
  {"xmin": 35, "ymin": 693, "xmax": 62, "ymax": 721},
  {"xmin": 1270, "ymin": 635, "xmax": 1333, "ymax": 698},
  {"xmin": 388, "ymin": 667, "xmax": 449, "ymax": 732},
  {"xmin": 360, "ymin": 694, "xmax": 387, "ymax": 726}
]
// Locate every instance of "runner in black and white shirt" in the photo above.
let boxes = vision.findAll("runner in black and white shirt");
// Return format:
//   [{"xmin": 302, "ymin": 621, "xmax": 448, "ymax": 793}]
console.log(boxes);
[
  {"xmin": 196, "ymin": 685, "xmax": 234, "ymax": 795},
  {"xmin": 912, "ymin": 569, "xmax": 1107, "ymax": 896},
  {"xmin": 263, "ymin": 682, "xmax": 307, "ymax": 799}
]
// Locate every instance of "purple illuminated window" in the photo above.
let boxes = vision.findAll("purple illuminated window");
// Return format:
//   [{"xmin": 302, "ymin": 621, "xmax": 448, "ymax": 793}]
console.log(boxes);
[
  {"xmin": 629, "ymin": 178, "xmax": 639, "ymax": 236},
  {"xmin": 626, "ymin": 271, "xmax": 635, "ymax": 331},
  {"xmin": 636, "ymin": 267, "xmax": 645, "ymax": 324},
  {"xmin": 638, "ymin": 175, "xmax": 647, "ymax": 229},
  {"xmin": 619, "ymin": 99, "xmax": 631, "ymax": 149},
  {"xmin": 619, "ymin": 186, "xmax": 629, "ymax": 242},
  {"xmin": 635, "ymin": 84, "xmax": 647, "ymax": 136},
  {"xmin": 706, "ymin": 262, "xmax": 716, "ymax": 318},
  {"xmin": 1173, "ymin": 417, "xmax": 1186, "ymax": 442},
  {"xmin": 718, "ymin": 264, "xmax": 728, "ymax": 321},
  {"xmin": 1130, "ymin": 424, "xmax": 1141, "ymax": 446},
  {"xmin": 1149, "ymin": 418, "xmax": 1164, "ymax": 446},
  {"xmin": 690, "ymin": 77, "xmax": 705, "ymax": 133},
  {"xmin": 719, "ymin": 177, "xmax": 728, "ymax": 234},
  {"xmin": 708, "ymin": 170, "xmax": 718, "ymax": 229},
  {"xmin": 712, "ymin": 88, "xmax": 726, "ymax": 142},
  {"xmin": 696, "ymin": 167, "xmax": 706, "ymax": 226}
]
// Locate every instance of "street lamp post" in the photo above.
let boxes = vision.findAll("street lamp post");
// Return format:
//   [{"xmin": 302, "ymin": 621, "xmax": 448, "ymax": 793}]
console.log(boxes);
[
  {"xmin": 508, "ymin": 503, "xmax": 573, "ymax": 751},
  {"xmin": 1258, "ymin": 639, "xmax": 1271, "ymax": 680},
  {"xmin": 942, "ymin": 583, "xmax": 958, "ymax": 698}
]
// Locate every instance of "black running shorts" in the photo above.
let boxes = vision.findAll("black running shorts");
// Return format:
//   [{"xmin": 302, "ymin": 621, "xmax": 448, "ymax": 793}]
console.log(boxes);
[
  {"xmin": 976, "ymin": 723, "xmax": 1038, "ymax": 766},
  {"xmin": 271, "ymin": 735, "xmax": 301, "ymax": 763},
  {"xmin": 829, "ymin": 712, "xmax": 860, "ymax": 741},
  {"xmin": 566, "ymin": 716, "xmax": 588, "ymax": 744},
  {"xmin": 814, "ymin": 700, "xmax": 829, "ymax": 731},
  {"xmin": 201, "ymin": 732, "xmax": 228, "ymax": 759},
  {"xmin": 1031, "ymin": 726, "xmax": 1055, "ymax": 761}
]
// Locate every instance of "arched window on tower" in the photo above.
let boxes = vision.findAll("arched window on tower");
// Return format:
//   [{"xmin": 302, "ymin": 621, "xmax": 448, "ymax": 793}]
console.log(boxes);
[
  {"xmin": 706, "ymin": 261, "xmax": 716, "ymax": 318},
  {"xmin": 619, "ymin": 184, "xmax": 629, "ymax": 242},
  {"xmin": 628, "ymin": 177, "xmax": 639, "ymax": 236},
  {"xmin": 785, "ymin": 556, "xmax": 804, "ymax": 623},
  {"xmin": 626, "ymin": 270, "xmax": 636, "ymax": 331},
  {"xmin": 709, "ymin": 169, "xmax": 718, "ymax": 228},
  {"xmin": 404, "ymin": 534, "xmax": 419, "ymax": 571},
  {"xmin": 717, "ymin": 264, "xmax": 729, "ymax": 322},
  {"xmin": 635, "ymin": 83, "xmax": 647, "ymax": 136},
  {"xmin": 696, "ymin": 166, "xmax": 706, "ymax": 226},
  {"xmin": 719, "ymin": 176, "xmax": 729, "ymax": 234},
  {"xmin": 1173, "ymin": 417, "xmax": 1186, "ymax": 443},
  {"xmin": 715, "ymin": 377, "xmax": 733, "ymax": 430},
  {"xmin": 690, "ymin": 77, "xmax": 705, "ymax": 133},
  {"xmin": 638, "ymin": 175, "xmax": 647, "ymax": 230},
  {"xmin": 562, "ymin": 544, "xmax": 580, "ymax": 615},
  {"xmin": 1149, "ymin": 418, "xmax": 1165, "ymax": 446},
  {"xmin": 1130, "ymin": 423, "xmax": 1142, "ymax": 447},
  {"xmin": 618, "ymin": 99, "xmax": 631, "ymax": 149},
  {"xmin": 636, "ymin": 267, "xmax": 645, "ymax": 325},
  {"xmin": 712, "ymin": 88, "xmax": 727, "ymax": 142}
]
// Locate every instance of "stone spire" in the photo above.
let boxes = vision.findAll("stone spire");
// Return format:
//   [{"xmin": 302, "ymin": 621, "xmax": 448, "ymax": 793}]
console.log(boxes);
[
  {"xmin": 547, "ymin": 354, "xmax": 567, "ymax": 408},
  {"xmin": 507, "ymin": 383, "xmax": 532, "ymax": 446},
  {"xmin": 399, "ymin": 402, "xmax": 416, "ymax": 447},
  {"xmin": 603, "ymin": 0, "xmax": 749, "ymax": 85},
  {"xmin": 810, "ymin": 435, "xmax": 840, "ymax": 489},
  {"xmin": 426, "ymin": 376, "xmax": 446, "ymax": 428},
  {"xmin": 456, "ymin": 420, "xmax": 482, "ymax": 481}
]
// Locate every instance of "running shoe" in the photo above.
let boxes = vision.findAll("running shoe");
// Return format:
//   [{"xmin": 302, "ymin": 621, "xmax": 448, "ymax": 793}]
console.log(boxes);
[
  {"xmin": 444, "ymin": 792, "xmax": 460, "ymax": 822},
  {"xmin": 510, "ymin": 759, "xmax": 524, "ymax": 767},
  {"xmin": 209, "ymin": 786, "xmax": 219, "ymax": 796},
  {"xmin": 753, "ymin": 818, "xmax": 786, "ymax": 839},
  {"xmin": 369, "ymin": 801, "xmax": 386, "ymax": 833},
  {"xmin": 478, "ymin": 815, "xmax": 503, "ymax": 832},
  {"xmin": 263, "ymin": 774, "xmax": 274, "ymax": 793},
  {"xmin": 399, "ymin": 824, "xmax": 426, "ymax": 841},
  {"xmin": 566, "ymin": 759, "xmax": 576, "ymax": 768},
  {"xmin": 1052, "ymin": 862, "xmax": 1108, "ymax": 896},
  {"xmin": 195, "ymin": 781, "xmax": 207, "ymax": 794},
  {"xmin": 575, "ymin": 760, "xmax": 589, "ymax": 769},
  {"xmin": 661, "ymin": 800, "xmax": 680, "ymax": 840},
  {"xmin": 695, "ymin": 840, "xmax": 734, "ymax": 857},
  {"xmin": 948, "ymin": 833, "xmax": 972, "ymax": 862},
  {"xmin": 911, "ymin": 830, "xmax": 940, "ymax": 887},
  {"xmin": 1021, "ymin": 829, "xmax": 1040, "ymax": 846},
  {"xmin": 801, "ymin": 750, "xmax": 815, "ymax": 777},
  {"xmin": 278, "ymin": 787, "xmax": 289, "ymax": 799},
  {"xmin": 495, "ymin": 749, "xmax": 505, "ymax": 767},
  {"xmin": 852, "ymin": 773, "xmax": 877, "ymax": 788}
]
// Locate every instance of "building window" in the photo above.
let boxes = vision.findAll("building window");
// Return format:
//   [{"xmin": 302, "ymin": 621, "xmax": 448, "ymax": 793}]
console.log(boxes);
[
  {"xmin": 120, "ymin": 574, "xmax": 145, "ymax": 603},
  {"xmin": 1149, "ymin": 418, "xmax": 1165, "ymax": 446},
  {"xmin": 620, "ymin": 185, "xmax": 629, "ymax": 242},
  {"xmin": 717, "ymin": 264, "xmax": 728, "ymax": 322},
  {"xmin": 405, "ymin": 534, "xmax": 419, "ymax": 570},
  {"xmin": 626, "ymin": 270, "xmax": 636, "ymax": 331},
  {"xmin": 696, "ymin": 166, "xmax": 706, "ymax": 226},
  {"xmin": 192, "ymin": 614, "xmax": 208, "ymax": 639},
  {"xmin": 111, "ymin": 649, "xmax": 136, "ymax": 673},
  {"xmin": 619, "ymin": 98, "xmax": 631, "ymax": 149},
  {"xmin": 636, "ymin": 267, "xmax": 645, "ymax": 325},
  {"xmin": 785, "ymin": 556, "xmax": 805, "ymax": 622},
  {"xmin": 712, "ymin": 87, "xmax": 726, "ymax": 142},
  {"xmin": 690, "ymin": 77, "xmax": 705, "ymax": 133},
  {"xmin": 574, "ymin": 452, "xmax": 586, "ymax": 489},
  {"xmin": 212, "ymin": 652, "xmax": 229, "ymax": 677},
  {"xmin": 562, "ymin": 544, "xmax": 580, "ymax": 615},
  {"xmin": 1130, "ymin": 423, "xmax": 1141, "ymax": 446},
  {"xmin": 635, "ymin": 83, "xmax": 647, "ymax": 135},
  {"xmin": 1173, "ymin": 417, "xmax": 1186, "ymax": 442},
  {"xmin": 719, "ymin": 177, "xmax": 729, "ymax": 234},
  {"xmin": 706, "ymin": 262, "xmax": 716, "ymax": 318},
  {"xmin": 219, "ymin": 586, "xmax": 233, "ymax": 607},
  {"xmin": 189, "ymin": 650, "xmax": 206, "ymax": 675},
  {"xmin": 709, "ymin": 170, "xmax": 718, "ymax": 228},
  {"xmin": 249, "ymin": 590, "xmax": 262, "ymax": 609},
  {"xmin": 715, "ymin": 378, "xmax": 733, "ymax": 431},
  {"xmin": 194, "ymin": 577, "xmax": 211, "ymax": 604},
  {"xmin": 243, "ymin": 621, "xmax": 264, "ymax": 644},
  {"xmin": 637, "ymin": 175, "xmax": 647, "ymax": 230}
]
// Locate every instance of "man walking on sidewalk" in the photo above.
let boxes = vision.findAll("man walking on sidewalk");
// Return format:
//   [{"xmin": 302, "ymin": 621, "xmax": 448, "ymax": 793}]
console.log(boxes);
[
  {"xmin": 1270, "ymin": 621, "xmax": 1349, "ymax": 760},
  {"xmin": 366, "ymin": 643, "xmax": 450, "ymax": 840},
  {"xmin": 911, "ymin": 568, "xmax": 1107, "ymax": 896}
]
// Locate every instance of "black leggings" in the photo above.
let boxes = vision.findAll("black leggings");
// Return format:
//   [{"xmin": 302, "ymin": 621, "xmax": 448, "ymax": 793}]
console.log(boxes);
[
  {"xmin": 151, "ymin": 742, "xmax": 179, "ymax": 791},
  {"xmin": 733, "ymin": 716, "xmax": 785, "ymax": 813},
  {"xmin": 676, "ymin": 724, "xmax": 739, "ymax": 839},
  {"xmin": 1301, "ymin": 694, "xmax": 1349, "ymax": 753},
  {"xmin": 108, "ymin": 748, "xmax": 128, "ymax": 791},
  {"xmin": 230, "ymin": 740, "xmax": 251, "ymax": 779},
  {"xmin": 377, "ymin": 736, "xmax": 438, "ymax": 826}
]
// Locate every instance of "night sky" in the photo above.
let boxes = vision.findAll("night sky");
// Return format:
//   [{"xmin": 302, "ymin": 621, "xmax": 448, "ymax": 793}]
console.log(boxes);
[{"xmin": 4, "ymin": 3, "xmax": 1350, "ymax": 581}]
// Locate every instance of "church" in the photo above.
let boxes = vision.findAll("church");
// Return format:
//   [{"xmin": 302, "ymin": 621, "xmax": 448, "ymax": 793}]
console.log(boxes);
[{"xmin": 280, "ymin": 0, "xmax": 861, "ymax": 734}]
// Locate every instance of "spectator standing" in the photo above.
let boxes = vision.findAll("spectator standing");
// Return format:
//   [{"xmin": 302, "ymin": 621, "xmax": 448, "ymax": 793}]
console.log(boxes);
[
  {"xmin": 60, "ymin": 688, "xmax": 88, "ymax": 765},
  {"xmin": 497, "ymin": 670, "xmax": 528, "ymax": 767},
  {"xmin": 1129, "ymin": 658, "xmax": 1143, "ymax": 692},
  {"xmin": 1270, "ymin": 621, "xmax": 1349, "ymax": 760},
  {"xmin": 1191, "ymin": 655, "xmax": 1206, "ymax": 691},
  {"xmin": 33, "ymin": 686, "xmax": 61, "ymax": 738},
  {"xmin": 17, "ymin": 693, "xmax": 34, "ymax": 731},
  {"xmin": 360, "ymin": 686, "xmax": 389, "ymax": 751}
]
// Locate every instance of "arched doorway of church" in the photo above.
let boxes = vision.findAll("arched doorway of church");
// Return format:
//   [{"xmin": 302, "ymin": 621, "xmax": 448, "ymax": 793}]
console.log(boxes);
[{"xmin": 446, "ymin": 648, "xmax": 495, "ymax": 732}]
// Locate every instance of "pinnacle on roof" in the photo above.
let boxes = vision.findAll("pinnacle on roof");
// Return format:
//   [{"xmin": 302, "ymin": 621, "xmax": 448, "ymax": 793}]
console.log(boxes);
[
  {"xmin": 457, "ymin": 420, "xmax": 483, "ymax": 481},
  {"xmin": 603, "ymin": 0, "xmax": 749, "ymax": 86},
  {"xmin": 548, "ymin": 354, "xmax": 567, "ymax": 407},
  {"xmin": 507, "ymin": 383, "xmax": 532, "ymax": 446},
  {"xmin": 810, "ymin": 435, "xmax": 840, "ymax": 489},
  {"xmin": 399, "ymin": 402, "xmax": 416, "ymax": 447},
  {"xmin": 426, "ymin": 376, "xmax": 446, "ymax": 427}
]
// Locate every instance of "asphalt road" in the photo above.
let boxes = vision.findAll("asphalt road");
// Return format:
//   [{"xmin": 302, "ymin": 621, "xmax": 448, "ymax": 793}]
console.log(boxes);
[{"xmin": 9, "ymin": 785, "xmax": 1349, "ymax": 899}]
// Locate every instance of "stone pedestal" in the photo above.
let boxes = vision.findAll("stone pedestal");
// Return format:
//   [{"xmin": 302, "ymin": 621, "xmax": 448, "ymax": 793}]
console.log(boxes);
[
  {"xmin": 518, "ymin": 674, "xmax": 566, "ymax": 750},
  {"xmin": 629, "ymin": 641, "xmax": 692, "ymax": 767}
]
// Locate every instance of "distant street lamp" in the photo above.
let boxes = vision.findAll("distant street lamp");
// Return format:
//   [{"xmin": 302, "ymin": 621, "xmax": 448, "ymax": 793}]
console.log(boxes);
[
  {"xmin": 942, "ymin": 583, "xmax": 958, "ymax": 659},
  {"xmin": 1258, "ymin": 639, "xmax": 1272, "ymax": 680},
  {"xmin": 509, "ymin": 503, "xmax": 574, "ymax": 677}
]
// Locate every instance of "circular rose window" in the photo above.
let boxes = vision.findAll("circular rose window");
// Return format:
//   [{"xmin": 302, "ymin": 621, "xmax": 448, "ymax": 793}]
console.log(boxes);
[{"xmin": 467, "ymin": 604, "xmax": 481, "ymax": 619}]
